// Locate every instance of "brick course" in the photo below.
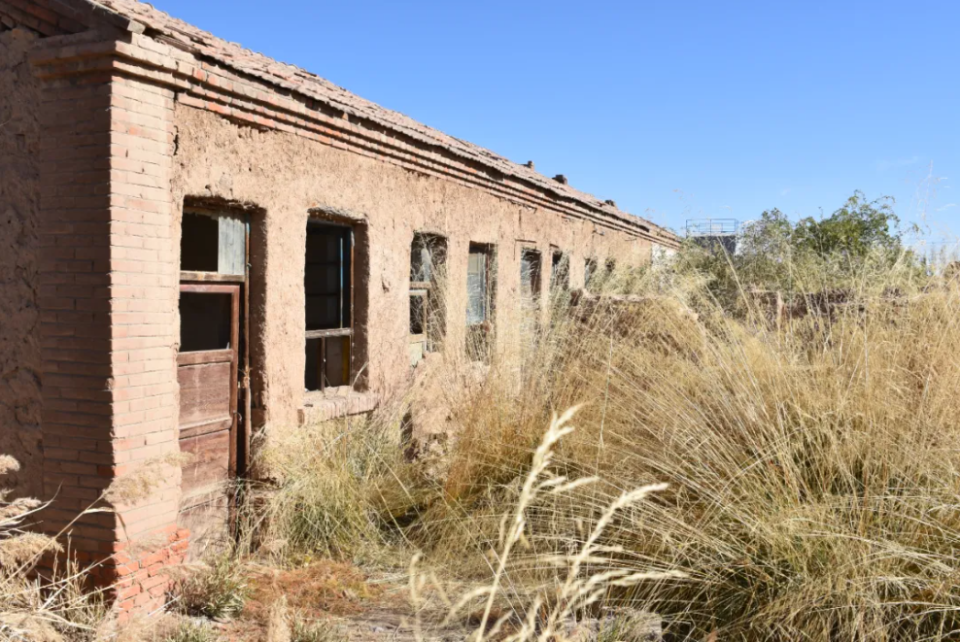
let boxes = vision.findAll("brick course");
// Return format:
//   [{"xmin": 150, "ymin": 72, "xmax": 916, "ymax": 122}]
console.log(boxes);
[{"xmin": 32, "ymin": 23, "xmax": 185, "ymax": 616}]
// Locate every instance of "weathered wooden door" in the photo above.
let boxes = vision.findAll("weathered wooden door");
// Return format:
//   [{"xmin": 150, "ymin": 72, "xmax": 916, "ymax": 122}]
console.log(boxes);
[{"xmin": 177, "ymin": 282, "xmax": 240, "ymax": 540}]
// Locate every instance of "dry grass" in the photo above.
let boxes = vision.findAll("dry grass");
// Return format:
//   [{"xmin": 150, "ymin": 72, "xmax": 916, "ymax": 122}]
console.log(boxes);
[
  {"xmin": 0, "ymin": 458, "xmax": 109, "ymax": 642},
  {"xmin": 408, "ymin": 408, "xmax": 679, "ymax": 641},
  {"xmin": 240, "ymin": 246, "xmax": 960, "ymax": 639},
  {"xmin": 0, "ymin": 452, "xmax": 201, "ymax": 641},
  {"xmin": 8, "ymin": 241, "xmax": 960, "ymax": 641},
  {"xmin": 404, "ymin": 257, "xmax": 960, "ymax": 640},
  {"xmin": 244, "ymin": 413, "xmax": 424, "ymax": 565}
]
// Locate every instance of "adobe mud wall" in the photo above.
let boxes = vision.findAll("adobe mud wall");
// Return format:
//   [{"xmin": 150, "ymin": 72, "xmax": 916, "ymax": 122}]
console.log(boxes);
[
  {"xmin": 0, "ymin": 27, "xmax": 42, "ymax": 498},
  {"xmin": 171, "ymin": 104, "xmax": 653, "ymax": 437}
]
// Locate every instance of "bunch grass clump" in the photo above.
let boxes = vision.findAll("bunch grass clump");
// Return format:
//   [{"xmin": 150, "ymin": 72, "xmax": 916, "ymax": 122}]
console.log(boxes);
[
  {"xmin": 0, "ymin": 457, "xmax": 109, "ymax": 641},
  {"xmin": 410, "ymin": 408, "xmax": 678, "ymax": 642},
  {"xmin": 246, "ymin": 414, "xmax": 425, "ymax": 566},
  {"xmin": 174, "ymin": 552, "xmax": 249, "ymax": 620},
  {"xmin": 419, "ymin": 254, "xmax": 960, "ymax": 640},
  {"xmin": 242, "ymin": 201, "xmax": 960, "ymax": 640}
]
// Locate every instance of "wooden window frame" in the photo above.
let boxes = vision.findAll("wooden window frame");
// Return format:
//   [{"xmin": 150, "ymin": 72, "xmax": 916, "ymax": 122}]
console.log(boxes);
[
  {"xmin": 304, "ymin": 221, "xmax": 355, "ymax": 393},
  {"xmin": 466, "ymin": 242, "xmax": 496, "ymax": 360},
  {"xmin": 550, "ymin": 248, "xmax": 569, "ymax": 293},
  {"xmin": 180, "ymin": 207, "xmax": 247, "ymax": 283},
  {"xmin": 409, "ymin": 232, "xmax": 447, "ymax": 361}
]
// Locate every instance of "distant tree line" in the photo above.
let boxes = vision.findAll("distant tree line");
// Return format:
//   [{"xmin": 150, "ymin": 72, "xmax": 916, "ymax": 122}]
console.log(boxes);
[{"xmin": 678, "ymin": 191, "xmax": 924, "ymax": 309}]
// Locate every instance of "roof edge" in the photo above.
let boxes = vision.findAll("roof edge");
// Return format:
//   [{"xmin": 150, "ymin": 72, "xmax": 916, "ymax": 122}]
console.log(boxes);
[{"xmin": 38, "ymin": 0, "xmax": 679, "ymax": 245}]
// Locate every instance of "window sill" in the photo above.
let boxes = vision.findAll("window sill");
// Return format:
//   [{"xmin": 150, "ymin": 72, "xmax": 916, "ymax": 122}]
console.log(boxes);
[{"xmin": 299, "ymin": 389, "xmax": 378, "ymax": 425}]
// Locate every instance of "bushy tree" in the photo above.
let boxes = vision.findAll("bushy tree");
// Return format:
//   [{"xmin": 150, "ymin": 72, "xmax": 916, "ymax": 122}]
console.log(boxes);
[
  {"xmin": 793, "ymin": 192, "xmax": 901, "ymax": 257},
  {"xmin": 677, "ymin": 191, "xmax": 919, "ymax": 310}
]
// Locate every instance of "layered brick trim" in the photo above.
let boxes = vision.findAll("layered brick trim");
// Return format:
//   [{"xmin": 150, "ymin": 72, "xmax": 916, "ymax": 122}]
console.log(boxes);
[
  {"xmin": 28, "ymin": 3, "xmax": 678, "ymax": 246},
  {"xmin": 0, "ymin": 0, "xmax": 140, "ymax": 36}
]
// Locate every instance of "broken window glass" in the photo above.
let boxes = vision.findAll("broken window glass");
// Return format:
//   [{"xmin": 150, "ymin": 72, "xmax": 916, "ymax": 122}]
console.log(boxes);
[{"xmin": 410, "ymin": 233, "xmax": 447, "ymax": 366}]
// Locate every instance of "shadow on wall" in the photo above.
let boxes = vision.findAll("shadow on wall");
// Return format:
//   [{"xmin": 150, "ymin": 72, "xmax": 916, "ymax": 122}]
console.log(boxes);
[{"xmin": 0, "ymin": 27, "xmax": 42, "ymax": 498}]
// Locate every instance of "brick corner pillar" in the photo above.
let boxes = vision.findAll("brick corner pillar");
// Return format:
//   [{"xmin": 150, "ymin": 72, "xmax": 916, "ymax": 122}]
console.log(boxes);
[{"xmin": 32, "ymin": 34, "xmax": 187, "ymax": 618}]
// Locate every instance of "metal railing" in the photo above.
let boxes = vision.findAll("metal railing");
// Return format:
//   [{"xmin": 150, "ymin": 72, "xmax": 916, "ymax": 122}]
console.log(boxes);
[{"xmin": 685, "ymin": 218, "xmax": 740, "ymax": 237}]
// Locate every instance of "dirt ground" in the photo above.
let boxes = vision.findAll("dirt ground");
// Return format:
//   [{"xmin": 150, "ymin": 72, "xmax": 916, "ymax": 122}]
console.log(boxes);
[{"xmin": 216, "ymin": 560, "xmax": 473, "ymax": 642}]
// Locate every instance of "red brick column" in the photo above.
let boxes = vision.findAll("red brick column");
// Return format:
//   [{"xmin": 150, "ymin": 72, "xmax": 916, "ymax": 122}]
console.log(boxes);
[{"xmin": 34, "ymin": 37, "xmax": 186, "ymax": 618}]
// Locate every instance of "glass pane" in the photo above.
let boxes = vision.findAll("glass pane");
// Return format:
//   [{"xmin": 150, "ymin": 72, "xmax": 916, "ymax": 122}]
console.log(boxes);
[
  {"xmin": 180, "ymin": 292, "xmax": 232, "ymax": 352},
  {"xmin": 217, "ymin": 215, "xmax": 246, "ymax": 276},
  {"xmin": 466, "ymin": 251, "xmax": 488, "ymax": 325}
]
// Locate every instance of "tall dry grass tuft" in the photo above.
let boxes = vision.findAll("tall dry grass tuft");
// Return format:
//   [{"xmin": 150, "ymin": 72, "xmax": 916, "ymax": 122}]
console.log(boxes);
[
  {"xmin": 410, "ymin": 408, "xmax": 680, "ymax": 642},
  {"xmin": 244, "ymin": 412, "xmax": 426, "ymax": 566},
  {"xmin": 243, "ymin": 239, "xmax": 960, "ymax": 639},
  {"xmin": 0, "ymin": 456, "xmax": 110, "ymax": 641},
  {"xmin": 418, "ymin": 257, "xmax": 960, "ymax": 640}
]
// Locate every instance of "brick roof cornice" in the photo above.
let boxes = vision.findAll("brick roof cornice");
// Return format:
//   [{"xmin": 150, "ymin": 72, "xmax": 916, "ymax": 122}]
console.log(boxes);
[{"xmin": 18, "ymin": 0, "xmax": 679, "ymax": 245}]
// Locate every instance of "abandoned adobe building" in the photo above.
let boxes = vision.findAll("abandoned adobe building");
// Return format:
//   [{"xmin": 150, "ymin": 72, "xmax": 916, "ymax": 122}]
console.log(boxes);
[{"xmin": 0, "ymin": 0, "xmax": 678, "ymax": 616}]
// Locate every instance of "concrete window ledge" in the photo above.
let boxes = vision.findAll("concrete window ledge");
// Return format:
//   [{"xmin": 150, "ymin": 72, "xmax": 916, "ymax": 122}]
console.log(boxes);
[{"xmin": 299, "ymin": 389, "xmax": 379, "ymax": 425}]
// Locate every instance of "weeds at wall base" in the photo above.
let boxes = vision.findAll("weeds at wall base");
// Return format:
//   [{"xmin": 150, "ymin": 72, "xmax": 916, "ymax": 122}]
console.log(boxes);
[{"xmin": 7, "ymin": 239, "xmax": 960, "ymax": 641}]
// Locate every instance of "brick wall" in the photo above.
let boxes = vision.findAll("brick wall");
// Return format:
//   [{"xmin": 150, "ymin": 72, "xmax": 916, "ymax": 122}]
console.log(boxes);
[
  {"xmin": 0, "ymin": 26, "xmax": 43, "ymax": 499},
  {"xmin": 18, "ymin": 0, "xmax": 678, "ymax": 619},
  {"xmin": 34, "ymin": 34, "xmax": 184, "ymax": 619}
]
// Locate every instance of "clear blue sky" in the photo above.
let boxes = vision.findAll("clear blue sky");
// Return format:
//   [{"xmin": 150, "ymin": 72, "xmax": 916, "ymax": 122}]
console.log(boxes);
[{"xmin": 151, "ymin": 0, "xmax": 958, "ymax": 242}]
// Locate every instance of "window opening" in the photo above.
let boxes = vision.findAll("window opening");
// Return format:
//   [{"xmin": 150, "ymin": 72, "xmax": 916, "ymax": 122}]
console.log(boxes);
[
  {"xmin": 181, "ymin": 210, "xmax": 245, "ymax": 276},
  {"xmin": 304, "ymin": 222, "xmax": 353, "ymax": 392},
  {"xmin": 520, "ymin": 248, "xmax": 542, "ymax": 341},
  {"xmin": 466, "ymin": 243, "xmax": 495, "ymax": 361},
  {"xmin": 520, "ymin": 248, "xmax": 541, "ymax": 300},
  {"xmin": 584, "ymin": 257, "xmax": 598, "ymax": 290},
  {"xmin": 410, "ymin": 233, "xmax": 447, "ymax": 366},
  {"xmin": 550, "ymin": 250, "xmax": 569, "ymax": 293},
  {"xmin": 179, "ymin": 292, "xmax": 233, "ymax": 352}
]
